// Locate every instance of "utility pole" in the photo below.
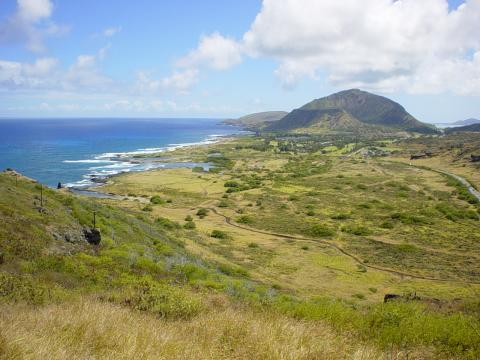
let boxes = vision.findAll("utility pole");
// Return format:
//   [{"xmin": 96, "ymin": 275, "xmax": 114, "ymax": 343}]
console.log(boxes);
[
  {"xmin": 93, "ymin": 211, "xmax": 96, "ymax": 229},
  {"xmin": 40, "ymin": 184, "xmax": 43, "ymax": 208}
]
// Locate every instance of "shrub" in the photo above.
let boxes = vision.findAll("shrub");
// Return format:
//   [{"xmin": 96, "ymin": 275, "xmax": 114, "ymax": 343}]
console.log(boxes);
[
  {"xmin": 142, "ymin": 204, "xmax": 153, "ymax": 212},
  {"xmin": 185, "ymin": 215, "xmax": 193, "ymax": 221},
  {"xmin": 150, "ymin": 196, "xmax": 164, "ymax": 204},
  {"xmin": 309, "ymin": 224, "xmax": 335, "ymax": 237},
  {"xmin": 0, "ymin": 272, "xmax": 52, "ymax": 304},
  {"xmin": 119, "ymin": 280, "xmax": 202, "ymax": 319},
  {"xmin": 248, "ymin": 242, "xmax": 259, "ymax": 248},
  {"xmin": 155, "ymin": 217, "xmax": 180, "ymax": 230},
  {"xmin": 237, "ymin": 215, "xmax": 254, "ymax": 225},
  {"xmin": 224, "ymin": 180, "xmax": 240, "ymax": 188},
  {"xmin": 352, "ymin": 293, "xmax": 365, "ymax": 300},
  {"xmin": 380, "ymin": 221, "xmax": 394, "ymax": 229},
  {"xmin": 342, "ymin": 225, "xmax": 372, "ymax": 236},
  {"xmin": 196, "ymin": 208, "xmax": 208, "ymax": 218},
  {"xmin": 331, "ymin": 213, "xmax": 350, "ymax": 220},
  {"xmin": 218, "ymin": 200, "xmax": 229, "ymax": 208},
  {"xmin": 211, "ymin": 230, "xmax": 228, "ymax": 239},
  {"xmin": 390, "ymin": 212, "xmax": 428, "ymax": 225},
  {"xmin": 183, "ymin": 221, "xmax": 196, "ymax": 230}
]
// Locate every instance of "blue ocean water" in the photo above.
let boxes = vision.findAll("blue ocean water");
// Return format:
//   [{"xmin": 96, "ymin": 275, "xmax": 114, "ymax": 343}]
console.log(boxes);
[{"xmin": 0, "ymin": 118, "xmax": 243, "ymax": 188}]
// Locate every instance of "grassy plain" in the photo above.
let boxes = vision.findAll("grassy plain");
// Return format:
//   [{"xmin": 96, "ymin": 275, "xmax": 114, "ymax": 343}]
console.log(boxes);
[{"xmin": 2, "ymin": 132, "xmax": 480, "ymax": 358}]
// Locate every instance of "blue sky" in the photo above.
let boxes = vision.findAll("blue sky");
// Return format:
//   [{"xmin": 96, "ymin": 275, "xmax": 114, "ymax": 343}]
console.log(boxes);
[{"xmin": 0, "ymin": 0, "xmax": 479, "ymax": 123}]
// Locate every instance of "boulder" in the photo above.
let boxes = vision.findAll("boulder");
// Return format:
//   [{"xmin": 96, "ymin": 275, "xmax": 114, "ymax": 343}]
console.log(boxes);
[
  {"xmin": 383, "ymin": 294, "xmax": 401, "ymax": 303},
  {"xmin": 83, "ymin": 227, "xmax": 101, "ymax": 245}
]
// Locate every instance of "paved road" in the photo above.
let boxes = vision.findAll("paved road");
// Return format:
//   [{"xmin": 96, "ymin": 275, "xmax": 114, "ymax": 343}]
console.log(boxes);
[{"xmin": 438, "ymin": 170, "xmax": 480, "ymax": 202}]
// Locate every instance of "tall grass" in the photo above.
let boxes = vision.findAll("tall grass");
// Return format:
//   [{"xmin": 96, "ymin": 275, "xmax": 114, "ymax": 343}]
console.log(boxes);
[{"xmin": 0, "ymin": 299, "xmax": 386, "ymax": 360}]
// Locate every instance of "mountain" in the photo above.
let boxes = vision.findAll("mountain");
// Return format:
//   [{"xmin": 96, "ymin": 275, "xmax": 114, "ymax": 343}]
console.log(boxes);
[
  {"xmin": 266, "ymin": 89, "xmax": 437, "ymax": 134},
  {"xmin": 223, "ymin": 111, "xmax": 287, "ymax": 130},
  {"xmin": 445, "ymin": 123, "xmax": 480, "ymax": 134},
  {"xmin": 451, "ymin": 118, "xmax": 480, "ymax": 126}
]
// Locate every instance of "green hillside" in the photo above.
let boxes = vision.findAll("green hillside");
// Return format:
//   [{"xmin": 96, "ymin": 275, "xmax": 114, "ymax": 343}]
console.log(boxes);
[
  {"xmin": 223, "ymin": 111, "xmax": 288, "ymax": 130},
  {"xmin": 1, "ymin": 157, "xmax": 480, "ymax": 359},
  {"xmin": 267, "ymin": 89, "xmax": 437, "ymax": 134}
]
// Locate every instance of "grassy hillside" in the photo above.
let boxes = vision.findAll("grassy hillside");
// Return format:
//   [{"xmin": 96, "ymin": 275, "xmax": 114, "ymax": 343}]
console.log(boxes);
[
  {"xmin": 223, "ymin": 111, "xmax": 288, "ymax": 130},
  {"xmin": 445, "ymin": 123, "xmax": 480, "ymax": 134},
  {"xmin": 2, "ymin": 135, "xmax": 480, "ymax": 359},
  {"xmin": 267, "ymin": 89, "xmax": 437, "ymax": 134}
]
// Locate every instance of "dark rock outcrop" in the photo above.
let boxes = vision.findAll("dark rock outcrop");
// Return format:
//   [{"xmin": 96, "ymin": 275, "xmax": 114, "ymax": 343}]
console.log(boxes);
[
  {"xmin": 83, "ymin": 227, "xmax": 101, "ymax": 245},
  {"xmin": 471, "ymin": 155, "xmax": 480, "ymax": 163}
]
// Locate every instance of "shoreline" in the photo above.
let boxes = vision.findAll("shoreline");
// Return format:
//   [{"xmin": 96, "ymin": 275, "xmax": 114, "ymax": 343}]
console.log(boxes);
[{"xmin": 70, "ymin": 135, "xmax": 239, "ymax": 195}]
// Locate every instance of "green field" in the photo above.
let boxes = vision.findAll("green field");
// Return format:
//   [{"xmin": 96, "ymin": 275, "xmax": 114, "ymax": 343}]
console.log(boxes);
[{"xmin": 2, "ymin": 133, "xmax": 480, "ymax": 359}]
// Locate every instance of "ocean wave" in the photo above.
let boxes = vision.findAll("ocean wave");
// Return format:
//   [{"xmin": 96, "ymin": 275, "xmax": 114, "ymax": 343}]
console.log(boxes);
[
  {"xmin": 64, "ymin": 133, "xmax": 226, "ymax": 189},
  {"xmin": 63, "ymin": 159, "xmax": 116, "ymax": 164}
]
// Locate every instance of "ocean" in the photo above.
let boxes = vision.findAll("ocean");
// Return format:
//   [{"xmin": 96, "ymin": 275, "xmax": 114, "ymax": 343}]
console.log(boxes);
[{"xmin": 0, "ymin": 118, "xmax": 243, "ymax": 188}]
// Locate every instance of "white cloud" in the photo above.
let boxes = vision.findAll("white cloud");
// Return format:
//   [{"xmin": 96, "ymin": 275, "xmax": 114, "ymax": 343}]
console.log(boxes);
[
  {"xmin": 161, "ymin": 69, "xmax": 199, "ymax": 92},
  {"xmin": 103, "ymin": 26, "xmax": 122, "ymax": 37},
  {"xmin": 0, "ymin": 46, "xmax": 112, "ymax": 92},
  {"xmin": 17, "ymin": 0, "xmax": 53, "ymax": 22},
  {"xmin": 0, "ymin": 57, "xmax": 58, "ymax": 90},
  {"xmin": 135, "ymin": 68, "xmax": 199, "ymax": 94},
  {"xmin": 0, "ymin": 0, "xmax": 67, "ymax": 52},
  {"xmin": 177, "ymin": 0, "xmax": 480, "ymax": 95},
  {"xmin": 177, "ymin": 32, "xmax": 242, "ymax": 70}
]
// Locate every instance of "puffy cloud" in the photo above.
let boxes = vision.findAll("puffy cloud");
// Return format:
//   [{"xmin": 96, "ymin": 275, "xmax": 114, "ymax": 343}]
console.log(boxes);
[
  {"xmin": 177, "ymin": 32, "xmax": 242, "ymax": 70},
  {"xmin": 135, "ymin": 68, "xmax": 199, "ymax": 94},
  {"xmin": 0, "ymin": 46, "xmax": 112, "ymax": 92},
  {"xmin": 178, "ymin": 0, "xmax": 480, "ymax": 95},
  {"xmin": 241, "ymin": 0, "xmax": 480, "ymax": 93},
  {"xmin": 0, "ymin": 0, "xmax": 67, "ymax": 52},
  {"xmin": 0, "ymin": 57, "xmax": 58, "ymax": 90},
  {"xmin": 17, "ymin": 0, "xmax": 53, "ymax": 22}
]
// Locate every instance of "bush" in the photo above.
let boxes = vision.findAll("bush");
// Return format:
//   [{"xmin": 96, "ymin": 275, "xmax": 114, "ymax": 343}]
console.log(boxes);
[
  {"xmin": 309, "ymin": 224, "xmax": 335, "ymax": 237},
  {"xmin": 185, "ymin": 215, "xmax": 193, "ymax": 222},
  {"xmin": 218, "ymin": 200, "xmax": 229, "ymax": 208},
  {"xmin": 0, "ymin": 272, "xmax": 53, "ymax": 304},
  {"xmin": 237, "ymin": 215, "xmax": 254, "ymax": 225},
  {"xmin": 142, "ymin": 204, "xmax": 153, "ymax": 212},
  {"xmin": 211, "ymin": 230, "xmax": 228, "ymax": 239},
  {"xmin": 331, "ymin": 213, "xmax": 350, "ymax": 220},
  {"xmin": 119, "ymin": 280, "xmax": 202, "ymax": 319},
  {"xmin": 342, "ymin": 225, "xmax": 372, "ymax": 236},
  {"xmin": 183, "ymin": 221, "xmax": 196, "ymax": 230},
  {"xmin": 224, "ymin": 180, "xmax": 240, "ymax": 188},
  {"xmin": 196, "ymin": 208, "xmax": 209, "ymax": 218},
  {"xmin": 155, "ymin": 217, "xmax": 180, "ymax": 230},
  {"xmin": 390, "ymin": 212, "xmax": 428, "ymax": 225},
  {"xmin": 150, "ymin": 196, "xmax": 164, "ymax": 205}
]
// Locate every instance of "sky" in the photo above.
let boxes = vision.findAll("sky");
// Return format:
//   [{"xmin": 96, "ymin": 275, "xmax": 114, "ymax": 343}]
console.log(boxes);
[{"xmin": 0, "ymin": 0, "xmax": 479, "ymax": 123}]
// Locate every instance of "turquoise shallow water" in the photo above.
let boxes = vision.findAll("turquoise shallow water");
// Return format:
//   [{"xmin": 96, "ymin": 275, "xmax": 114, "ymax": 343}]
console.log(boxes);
[{"xmin": 0, "ymin": 118, "xmax": 243, "ymax": 188}]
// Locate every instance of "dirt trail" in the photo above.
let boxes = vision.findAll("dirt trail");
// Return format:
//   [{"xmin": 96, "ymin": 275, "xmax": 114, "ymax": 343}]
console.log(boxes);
[{"xmin": 206, "ymin": 207, "xmax": 480, "ymax": 285}]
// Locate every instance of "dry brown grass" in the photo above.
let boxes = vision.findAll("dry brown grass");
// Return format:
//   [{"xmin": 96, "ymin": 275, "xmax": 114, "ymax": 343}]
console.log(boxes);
[{"xmin": 0, "ymin": 299, "xmax": 395, "ymax": 360}]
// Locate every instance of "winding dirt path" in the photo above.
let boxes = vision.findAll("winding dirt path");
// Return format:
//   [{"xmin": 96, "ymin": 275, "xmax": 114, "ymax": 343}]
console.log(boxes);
[{"xmin": 206, "ymin": 207, "xmax": 480, "ymax": 285}]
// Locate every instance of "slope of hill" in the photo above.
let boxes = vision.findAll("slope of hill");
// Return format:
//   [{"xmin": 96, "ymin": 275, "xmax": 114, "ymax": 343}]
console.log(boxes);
[
  {"xmin": 451, "ymin": 118, "xmax": 480, "ymax": 126},
  {"xmin": 445, "ymin": 123, "xmax": 480, "ymax": 134},
  {"xmin": 223, "ymin": 111, "xmax": 287, "ymax": 130},
  {"xmin": 266, "ymin": 89, "xmax": 437, "ymax": 134}
]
